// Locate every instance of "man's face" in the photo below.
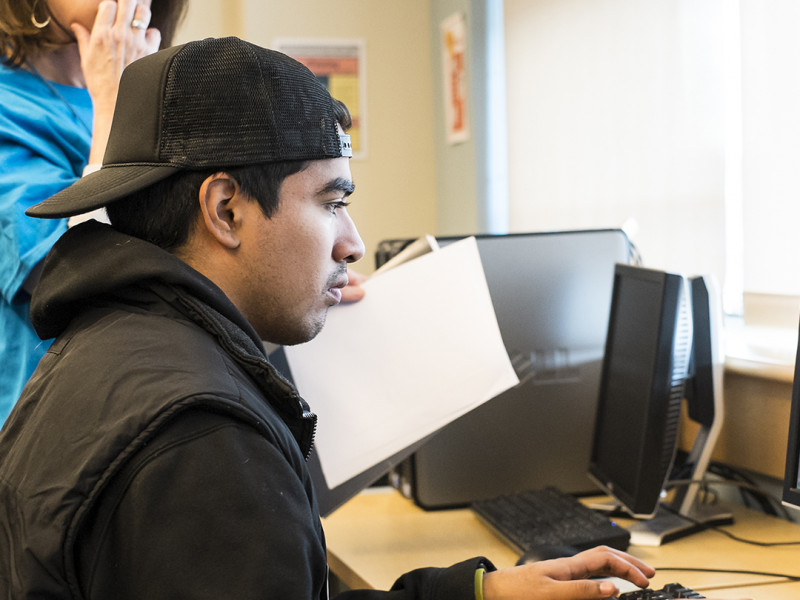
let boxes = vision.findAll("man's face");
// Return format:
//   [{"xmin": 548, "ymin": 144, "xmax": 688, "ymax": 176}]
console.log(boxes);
[{"xmin": 239, "ymin": 156, "xmax": 365, "ymax": 345}]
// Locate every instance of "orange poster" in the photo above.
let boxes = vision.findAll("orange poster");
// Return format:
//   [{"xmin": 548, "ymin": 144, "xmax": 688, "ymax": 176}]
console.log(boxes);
[{"xmin": 441, "ymin": 12, "xmax": 469, "ymax": 144}]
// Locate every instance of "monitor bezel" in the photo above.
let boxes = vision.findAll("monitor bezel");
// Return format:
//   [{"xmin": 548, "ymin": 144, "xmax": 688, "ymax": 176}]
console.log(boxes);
[
  {"xmin": 588, "ymin": 263, "xmax": 690, "ymax": 519},
  {"xmin": 782, "ymin": 319, "xmax": 800, "ymax": 509}
]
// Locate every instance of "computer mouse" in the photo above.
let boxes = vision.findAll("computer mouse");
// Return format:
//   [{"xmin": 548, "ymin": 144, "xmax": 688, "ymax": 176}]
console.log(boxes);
[{"xmin": 515, "ymin": 544, "xmax": 580, "ymax": 565}]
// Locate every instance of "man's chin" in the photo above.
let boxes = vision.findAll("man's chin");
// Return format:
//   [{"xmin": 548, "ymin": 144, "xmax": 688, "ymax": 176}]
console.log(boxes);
[{"xmin": 266, "ymin": 313, "xmax": 328, "ymax": 347}]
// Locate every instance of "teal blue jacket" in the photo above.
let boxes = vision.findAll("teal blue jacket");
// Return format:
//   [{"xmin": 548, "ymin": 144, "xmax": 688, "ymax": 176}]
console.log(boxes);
[{"xmin": 0, "ymin": 62, "xmax": 91, "ymax": 422}]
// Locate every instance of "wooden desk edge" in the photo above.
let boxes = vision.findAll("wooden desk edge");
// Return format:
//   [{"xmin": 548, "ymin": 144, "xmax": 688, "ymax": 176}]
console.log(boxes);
[{"xmin": 323, "ymin": 488, "xmax": 800, "ymax": 594}]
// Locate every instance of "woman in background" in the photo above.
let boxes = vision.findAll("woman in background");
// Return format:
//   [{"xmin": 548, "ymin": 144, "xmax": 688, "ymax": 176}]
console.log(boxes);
[{"xmin": 0, "ymin": 0, "xmax": 187, "ymax": 424}]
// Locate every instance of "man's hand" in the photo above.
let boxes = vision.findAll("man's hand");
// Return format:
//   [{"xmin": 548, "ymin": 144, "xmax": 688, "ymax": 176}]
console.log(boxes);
[
  {"xmin": 482, "ymin": 546, "xmax": 654, "ymax": 600},
  {"xmin": 341, "ymin": 268, "xmax": 367, "ymax": 303}
]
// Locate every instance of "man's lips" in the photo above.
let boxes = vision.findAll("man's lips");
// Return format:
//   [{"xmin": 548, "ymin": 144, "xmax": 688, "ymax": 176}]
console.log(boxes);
[
  {"xmin": 327, "ymin": 287, "xmax": 343, "ymax": 304},
  {"xmin": 327, "ymin": 276, "xmax": 349, "ymax": 304}
]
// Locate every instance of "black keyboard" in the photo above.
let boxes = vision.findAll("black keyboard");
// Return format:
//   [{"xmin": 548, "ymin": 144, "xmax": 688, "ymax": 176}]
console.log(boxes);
[
  {"xmin": 619, "ymin": 583, "xmax": 705, "ymax": 599},
  {"xmin": 470, "ymin": 487, "xmax": 630, "ymax": 554}
]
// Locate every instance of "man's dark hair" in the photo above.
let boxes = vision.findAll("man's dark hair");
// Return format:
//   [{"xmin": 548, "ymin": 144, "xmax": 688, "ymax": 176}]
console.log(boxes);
[
  {"xmin": 107, "ymin": 99, "xmax": 353, "ymax": 251},
  {"xmin": 106, "ymin": 161, "xmax": 307, "ymax": 251}
]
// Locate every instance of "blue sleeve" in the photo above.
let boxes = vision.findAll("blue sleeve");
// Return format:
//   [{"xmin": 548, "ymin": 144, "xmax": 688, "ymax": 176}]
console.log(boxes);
[{"xmin": 0, "ymin": 71, "xmax": 91, "ymax": 303}]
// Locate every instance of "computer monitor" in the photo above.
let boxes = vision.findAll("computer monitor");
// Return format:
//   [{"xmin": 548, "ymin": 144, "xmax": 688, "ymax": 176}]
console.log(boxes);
[
  {"xmin": 379, "ymin": 229, "xmax": 634, "ymax": 508},
  {"xmin": 781, "ymin": 318, "xmax": 800, "ymax": 510},
  {"xmin": 588, "ymin": 264, "xmax": 732, "ymax": 545}
]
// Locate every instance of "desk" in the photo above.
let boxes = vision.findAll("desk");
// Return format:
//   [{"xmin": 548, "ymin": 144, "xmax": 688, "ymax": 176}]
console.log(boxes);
[{"xmin": 322, "ymin": 488, "xmax": 800, "ymax": 597}]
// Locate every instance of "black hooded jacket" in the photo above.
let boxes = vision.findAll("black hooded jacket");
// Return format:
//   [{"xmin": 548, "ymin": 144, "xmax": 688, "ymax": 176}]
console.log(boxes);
[{"xmin": 0, "ymin": 222, "xmax": 488, "ymax": 599}]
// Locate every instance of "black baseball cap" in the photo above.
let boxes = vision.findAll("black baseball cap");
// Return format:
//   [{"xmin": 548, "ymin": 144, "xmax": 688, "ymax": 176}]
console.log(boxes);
[{"xmin": 27, "ymin": 36, "xmax": 352, "ymax": 218}]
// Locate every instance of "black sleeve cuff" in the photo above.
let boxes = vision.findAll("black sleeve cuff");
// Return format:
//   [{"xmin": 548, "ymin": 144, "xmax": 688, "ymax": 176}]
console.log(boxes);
[{"xmin": 385, "ymin": 556, "xmax": 496, "ymax": 600}]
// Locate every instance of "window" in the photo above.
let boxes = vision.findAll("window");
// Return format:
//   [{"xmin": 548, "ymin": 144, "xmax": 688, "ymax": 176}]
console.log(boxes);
[{"xmin": 502, "ymin": 0, "xmax": 800, "ymax": 333}]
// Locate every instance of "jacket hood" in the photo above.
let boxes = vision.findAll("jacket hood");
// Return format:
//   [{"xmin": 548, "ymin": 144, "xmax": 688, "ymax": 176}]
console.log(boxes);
[
  {"xmin": 31, "ymin": 221, "xmax": 259, "ymax": 346},
  {"xmin": 29, "ymin": 221, "xmax": 317, "ymax": 458}
]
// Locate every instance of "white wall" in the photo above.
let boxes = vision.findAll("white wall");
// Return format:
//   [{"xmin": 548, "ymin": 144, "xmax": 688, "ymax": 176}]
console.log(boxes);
[
  {"xmin": 504, "ymin": 0, "xmax": 728, "ymax": 285},
  {"xmin": 173, "ymin": 3, "xmax": 229, "ymax": 42},
  {"xmin": 430, "ymin": 0, "xmax": 508, "ymax": 237}
]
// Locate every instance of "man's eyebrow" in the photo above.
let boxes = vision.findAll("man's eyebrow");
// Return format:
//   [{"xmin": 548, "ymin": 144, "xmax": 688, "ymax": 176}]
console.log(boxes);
[{"xmin": 319, "ymin": 177, "xmax": 355, "ymax": 197}]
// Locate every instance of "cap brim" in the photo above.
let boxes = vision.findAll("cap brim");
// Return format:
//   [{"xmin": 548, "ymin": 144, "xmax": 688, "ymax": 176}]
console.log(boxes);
[{"xmin": 27, "ymin": 164, "xmax": 181, "ymax": 219}]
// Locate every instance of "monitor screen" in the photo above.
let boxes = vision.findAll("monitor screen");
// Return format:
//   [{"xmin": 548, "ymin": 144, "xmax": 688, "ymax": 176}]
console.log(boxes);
[
  {"xmin": 782, "ymin": 319, "xmax": 800, "ymax": 509},
  {"xmin": 589, "ymin": 264, "xmax": 692, "ymax": 518}
]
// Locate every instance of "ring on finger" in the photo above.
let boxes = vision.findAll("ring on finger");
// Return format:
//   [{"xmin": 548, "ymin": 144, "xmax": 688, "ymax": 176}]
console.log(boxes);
[{"xmin": 131, "ymin": 18, "xmax": 148, "ymax": 30}]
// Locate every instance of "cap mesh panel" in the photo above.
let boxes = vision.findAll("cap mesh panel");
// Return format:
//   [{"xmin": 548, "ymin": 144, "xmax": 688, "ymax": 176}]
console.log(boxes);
[{"xmin": 159, "ymin": 39, "xmax": 341, "ymax": 166}]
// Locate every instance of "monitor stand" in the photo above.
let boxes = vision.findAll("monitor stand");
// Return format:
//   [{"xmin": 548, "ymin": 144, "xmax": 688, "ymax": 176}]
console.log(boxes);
[
  {"xmin": 629, "ymin": 502, "xmax": 733, "ymax": 546},
  {"xmin": 630, "ymin": 399, "xmax": 733, "ymax": 547}
]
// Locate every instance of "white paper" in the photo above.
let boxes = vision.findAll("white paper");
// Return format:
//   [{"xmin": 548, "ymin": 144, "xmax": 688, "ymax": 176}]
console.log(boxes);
[{"xmin": 284, "ymin": 237, "xmax": 519, "ymax": 488}]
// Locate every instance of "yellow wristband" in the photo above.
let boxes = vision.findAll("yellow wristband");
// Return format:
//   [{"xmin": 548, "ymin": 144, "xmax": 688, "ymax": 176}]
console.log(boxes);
[{"xmin": 474, "ymin": 567, "xmax": 486, "ymax": 600}]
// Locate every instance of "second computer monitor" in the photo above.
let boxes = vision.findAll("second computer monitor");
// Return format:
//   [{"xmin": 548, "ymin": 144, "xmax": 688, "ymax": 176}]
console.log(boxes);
[
  {"xmin": 589, "ymin": 264, "xmax": 731, "ymax": 545},
  {"xmin": 589, "ymin": 263, "xmax": 692, "ymax": 518}
]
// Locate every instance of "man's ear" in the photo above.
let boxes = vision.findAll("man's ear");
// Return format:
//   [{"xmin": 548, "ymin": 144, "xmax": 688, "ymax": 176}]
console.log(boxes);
[{"xmin": 197, "ymin": 172, "xmax": 242, "ymax": 250}]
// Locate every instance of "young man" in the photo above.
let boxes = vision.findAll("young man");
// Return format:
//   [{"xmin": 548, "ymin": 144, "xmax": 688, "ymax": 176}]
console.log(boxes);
[{"xmin": 0, "ymin": 37, "xmax": 655, "ymax": 599}]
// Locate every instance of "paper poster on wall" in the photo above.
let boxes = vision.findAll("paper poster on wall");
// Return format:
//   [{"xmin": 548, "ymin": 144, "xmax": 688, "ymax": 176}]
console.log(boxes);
[
  {"xmin": 274, "ymin": 38, "xmax": 367, "ymax": 159},
  {"xmin": 441, "ymin": 12, "xmax": 469, "ymax": 145}
]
